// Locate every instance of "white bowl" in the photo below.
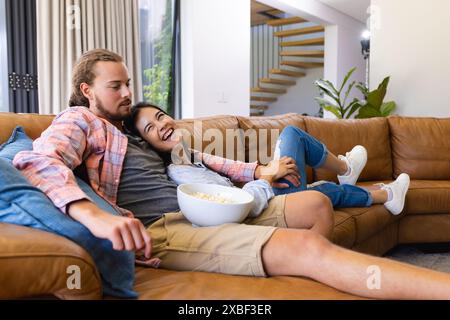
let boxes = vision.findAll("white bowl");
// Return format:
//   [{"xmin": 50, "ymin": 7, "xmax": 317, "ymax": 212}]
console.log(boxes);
[{"xmin": 177, "ymin": 183, "xmax": 254, "ymax": 227}]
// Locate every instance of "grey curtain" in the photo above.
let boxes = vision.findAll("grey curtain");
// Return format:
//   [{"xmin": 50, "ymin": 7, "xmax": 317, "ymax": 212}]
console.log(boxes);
[
  {"xmin": 6, "ymin": 0, "xmax": 39, "ymax": 113},
  {"xmin": 37, "ymin": 0, "xmax": 142, "ymax": 115}
]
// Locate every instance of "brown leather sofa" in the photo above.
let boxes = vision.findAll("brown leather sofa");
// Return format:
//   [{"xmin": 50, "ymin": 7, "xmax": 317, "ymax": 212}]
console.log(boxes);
[{"xmin": 0, "ymin": 112, "xmax": 449, "ymax": 300}]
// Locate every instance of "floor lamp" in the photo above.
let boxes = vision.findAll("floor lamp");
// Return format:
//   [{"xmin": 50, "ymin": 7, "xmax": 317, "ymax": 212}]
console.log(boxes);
[{"xmin": 361, "ymin": 30, "xmax": 371, "ymax": 89}]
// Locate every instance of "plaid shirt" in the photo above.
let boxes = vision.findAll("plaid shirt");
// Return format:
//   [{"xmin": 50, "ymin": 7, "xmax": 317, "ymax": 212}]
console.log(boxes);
[
  {"xmin": 13, "ymin": 107, "xmax": 257, "ymax": 216},
  {"xmin": 13, "ymin": 107, "xmax": 131, "ymax": 216},
  {"xmin": 196, "ymin": 152, "xmax": 258, "ymax": 183}
]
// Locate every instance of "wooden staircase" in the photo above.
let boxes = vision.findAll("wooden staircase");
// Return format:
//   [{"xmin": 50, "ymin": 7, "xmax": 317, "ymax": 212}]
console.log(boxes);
[{"xmin": 250, "ymin": 9, "xmax": 325, "ymax": 116}]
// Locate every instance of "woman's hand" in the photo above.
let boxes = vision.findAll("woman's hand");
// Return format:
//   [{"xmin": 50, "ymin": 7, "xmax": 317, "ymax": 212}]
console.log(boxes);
[{"xmin": 255, "ymin": 156, "xmax": 300, "ymax": 187}]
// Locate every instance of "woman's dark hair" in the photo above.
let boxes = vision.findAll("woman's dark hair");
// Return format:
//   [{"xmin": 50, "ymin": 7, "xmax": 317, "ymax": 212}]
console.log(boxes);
[{"xmin": 123, "ymin": 102, "xmax": 167, "ymax": 137}]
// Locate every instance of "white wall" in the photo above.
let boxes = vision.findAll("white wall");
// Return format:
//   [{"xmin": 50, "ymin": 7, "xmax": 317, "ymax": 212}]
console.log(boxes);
[
  {"xmin": 180, "ymin": 0, "xmax": 250, "ymax": 118},
  {"xmin": 265, "ymin": 67, "xmax": 323, "ymax": 116},
  {"xmin": 371, "ymin": 0, "xmax": 450, "ymax": 117},
  {"xmin": 324, "ymin": 23, "xmax": 366, "ymax": 106}
]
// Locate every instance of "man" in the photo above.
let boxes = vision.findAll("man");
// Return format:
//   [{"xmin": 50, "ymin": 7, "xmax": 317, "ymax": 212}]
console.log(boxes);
[{"xmin": 14, "ymin": 49, "xmax": 450, "ymax": 299}]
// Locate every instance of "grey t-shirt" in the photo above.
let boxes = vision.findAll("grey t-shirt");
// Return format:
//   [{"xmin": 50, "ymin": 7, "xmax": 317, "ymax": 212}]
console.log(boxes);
[{"xmin": 116, "ymin": 135, "xmax": 179, "ymax": 227}]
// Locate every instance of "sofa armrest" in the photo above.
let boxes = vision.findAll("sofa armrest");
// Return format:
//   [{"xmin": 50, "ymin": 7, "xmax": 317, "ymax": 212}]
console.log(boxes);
[{"xmin": 0, "ymin": 223, "xmax": 102, "ymax": 299}]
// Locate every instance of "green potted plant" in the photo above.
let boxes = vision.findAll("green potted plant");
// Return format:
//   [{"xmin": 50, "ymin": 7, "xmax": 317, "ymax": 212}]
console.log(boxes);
[
  {"xmin": 314, "ymin": 67, "xmax": 396, "ymax": 119},
  {"xmin": 355, "ymin": 77, "xmax": 396, "ymax": 118}
]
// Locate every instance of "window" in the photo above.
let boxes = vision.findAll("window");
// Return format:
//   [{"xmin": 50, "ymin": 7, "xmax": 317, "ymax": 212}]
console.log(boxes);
[
  {"xmin": 139, "ymin": 0, "xmax": 179, "ymax": 116},
  {"xmin": 0, "ymin": 0, "xmax": 9, "ymax": 112}
]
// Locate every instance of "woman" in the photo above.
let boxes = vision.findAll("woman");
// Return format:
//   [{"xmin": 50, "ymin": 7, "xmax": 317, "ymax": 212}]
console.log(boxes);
[
  {"xmin": 123, "ymin": 102, "xmax": 410, "ymax": 224},
  {"xmin": 121, "ymin": 103, "xmax": 450, "ymax": 300}
]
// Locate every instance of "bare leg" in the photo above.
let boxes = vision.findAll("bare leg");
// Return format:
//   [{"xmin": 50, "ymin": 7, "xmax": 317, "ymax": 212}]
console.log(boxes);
[
  {"xmin": 370, "ymin": 189, "xmax": 388, "ymax": 204},
  {"xmin": 262, "ymin": 229, "xmax": 450, "ymax": 299},
  {"xmin": 284, "ymin": 191, "xmax": 334, "ymax": 239},
  {"xmin": 321, "ymin": 151, "xmax": 348, "ymax": 176}
]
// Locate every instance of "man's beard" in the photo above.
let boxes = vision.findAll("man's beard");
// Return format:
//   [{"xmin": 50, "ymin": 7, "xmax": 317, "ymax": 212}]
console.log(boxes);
[{"xmin": 95, "ymin": 99, "xmax": 129, "ymax": 122}]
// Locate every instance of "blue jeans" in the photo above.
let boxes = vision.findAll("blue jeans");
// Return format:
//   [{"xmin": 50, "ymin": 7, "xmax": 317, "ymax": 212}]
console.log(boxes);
[{"xmin": 272, "ymin": 126, "xmax": 372, "ymax": 208}]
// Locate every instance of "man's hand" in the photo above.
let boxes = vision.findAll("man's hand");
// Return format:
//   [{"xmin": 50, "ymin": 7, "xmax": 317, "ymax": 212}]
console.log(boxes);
[
  {"xmin": 67, "ymin": 200, "xmax": 152, "ymax": 259},
  {"xmin": 255, "ymin": 156, "xmax": 300, "ymax": 187}
]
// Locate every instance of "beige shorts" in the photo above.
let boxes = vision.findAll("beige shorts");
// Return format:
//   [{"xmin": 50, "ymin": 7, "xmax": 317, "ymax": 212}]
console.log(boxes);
[{"xmin": 147, "ymin": 195, "xmax": 287, "ymax": 277}]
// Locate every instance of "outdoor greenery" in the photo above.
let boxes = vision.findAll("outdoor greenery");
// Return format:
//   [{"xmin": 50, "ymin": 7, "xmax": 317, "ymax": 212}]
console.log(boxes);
[
  {"xmin": 142, "ymin": 0, "xmax": 173, "ymax": 114},
  {"xmin": 314, "ymin": 67, "xmax": 396, "ymax": 119}
]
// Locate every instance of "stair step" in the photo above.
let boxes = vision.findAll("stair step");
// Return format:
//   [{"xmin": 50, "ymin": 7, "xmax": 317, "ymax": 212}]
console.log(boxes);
[
  {"xmin": 260, "ymin": 78, "xmax": 296, "ymax": 86},
  {"xmin": 280, "ymin": 37, "xmax": 325, "ymax": 47},
  {"xmin": 280, "ymin": 50, "xmax": 324, "ymax": 57},
  {"xmin": 274, "ymin": 26, "xmax": 325, "ymax": 38},
  {"xmin": 251, "ymin": 111, "xmax": 265, "ymax": 117},
  {"xmin": 251, "ymin": 96, "xmax": 278, "ymax": 102},
  {"xmin": 251, "ymin": 87, "xmax": 287, "ymax": 94},
  {"xmin": 266, "ymin": 17, "xmax": 307, "ymax": 27},
  {"xmin": 270, "ymin": 69, "xmax": 306, "ymax": 77},
  {"xmin": 250, "ymin": 105, "xmax": 269, "ymax": 111},
  {"xmin": 281, "ymin": 61, "xmax": 324, "ymax": 69}
]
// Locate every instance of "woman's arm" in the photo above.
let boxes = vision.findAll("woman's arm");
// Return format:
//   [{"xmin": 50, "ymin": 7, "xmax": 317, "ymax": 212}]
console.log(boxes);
[
  {"xmin": 194, "ymin": 151, "xmax": 258, "ymax": 183},
  {"xmin": 197, "ymin": 150, "xmax": 300, "ymax": 186}
]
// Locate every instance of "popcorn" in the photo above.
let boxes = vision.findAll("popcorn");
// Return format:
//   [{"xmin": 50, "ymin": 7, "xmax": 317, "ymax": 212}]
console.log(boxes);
[{"xmin": 191, "ymin": 192, "xmax": 235, "ymax": 204}]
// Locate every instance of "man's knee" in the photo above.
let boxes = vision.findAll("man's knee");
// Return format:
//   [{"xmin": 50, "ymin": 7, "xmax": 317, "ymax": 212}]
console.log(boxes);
[
  {"xmin": 262, "ymin": 228, "xmax": 333, "ymax": 276},
  {"xmin": 292, "ymin": 230, "xmax": 335, "ymax": 273},
  {"xmin": 310, "ymin": 191, "xmax": 334, "ymax": 223}
]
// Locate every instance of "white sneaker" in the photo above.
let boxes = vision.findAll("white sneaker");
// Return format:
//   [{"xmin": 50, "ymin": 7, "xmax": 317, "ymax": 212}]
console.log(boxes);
[
  {"xmin": 380, "ymin": 173, "xmax": 411, "ymax": 215},
  {"xmin": 337, "ymin": 145, "xmax": 368, "ymax": 185}
]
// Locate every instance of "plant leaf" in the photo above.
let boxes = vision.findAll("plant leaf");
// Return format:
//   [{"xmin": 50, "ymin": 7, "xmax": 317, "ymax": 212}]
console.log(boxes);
[
  {"xmin": 314, "ymin": 80, "xmax": 341, "ymax": 106},
  {"xmin": 339, "ymin": 67, "xmax": 357, "ymax": 94},
  {"xmin": 315, "ymin": 80, "xmax": 339, "ymax": 97},
  {"xmin": 356, "ymin": 105, "xmax": 382, "ymax": 119},
  {"xmin": 367, "ymin": 76, "xmax": 390, "ymax": 108},
  {"xmin": 380, "ymin": 101, "xmax": 396, "ymax": 116},
  {"xmin": 322, "ymin": 105, "xmax": 343, "ymax": 119},
  {"xmin": 342, "ymin": 80, "xmax": 356, "ymax": 108},
  {"xmin": 356, "ymin": 82, "xmax": 369, "ymax": 99},
  {"xmin": 324, "ymin": 80, "xmax": 340, "ymax": 97},
  {"xmin": 315, "ymin": 97, "xmax": 338, "ymax": 108},
  {"xmin": 346, "ymin": 99, "xmax": 363, "ymax": 119}
]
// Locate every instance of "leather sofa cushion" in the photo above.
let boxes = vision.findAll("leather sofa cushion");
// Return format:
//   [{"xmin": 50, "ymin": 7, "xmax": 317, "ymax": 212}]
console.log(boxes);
[
  {"xmin": 0, "ymin": 112, "xmax": 54, "ymax": 143},
  {"xmin": 332, "ymin": 211, "xmax": 356, "ymax": 249},
  {"xmin": 237, "ymin": 114, "xmax": 313, "ymax": 183},
  {"xmin": 304, "ymin": 117, "xmax": 393, "ymax": 183},
  {"xmin": 237, "ymin": 113, "xmax": 306, "ymax": 163},
  {"xmin": 404, "ymin": 180, "xmax": 450, "ymax": 215},
  {"xmin": 399, "ymin": 214, "xmax": 450, "ymax": 244},
  {"xmin": 338, "ymin": 204, "xmax": 401, "ymax": 244},
  {"xmin": 339, "ymin": 180, "xmax": 406, "ymax": 245},
  {"xmin": 388, "ymin": 116, "xmax": 450, "ymax": 180},
  {"xmin": 352, "ymin": 222, "xmax": 398, "ymax": 256},
  {"xmin": 0, "ymin": 223, "xmax": 102, "ymax": 299},
  {"xmin": 175, "ymin": 115, "xmax": 244, "ymax": 161},
  {"xmin": 134, "ymin": 268, "xmax": 363, "ymax": 300}
]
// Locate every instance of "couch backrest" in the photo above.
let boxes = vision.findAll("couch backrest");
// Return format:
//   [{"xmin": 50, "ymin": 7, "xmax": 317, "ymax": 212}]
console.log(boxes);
[
  {"xmin": 388, "ymin": 116, "xmax": 450, "ymax": 180},
  {"xmin": 175, "ymin": 115, "xmax": 244, "ymax": 161},
  {"xmin": 0, "ymin": 112, "xmax": 55, "ymax": 144},
  {"xmin": 3, "ymin": 112, "xmax": 449, "ymax": 183},
  {"xmin": 237, "ymin": 113, "xmax": 313, "ymax": 183},
  {"xmin": 304, "ymin": 117, "xmax": 393, "ymax": 182}
]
